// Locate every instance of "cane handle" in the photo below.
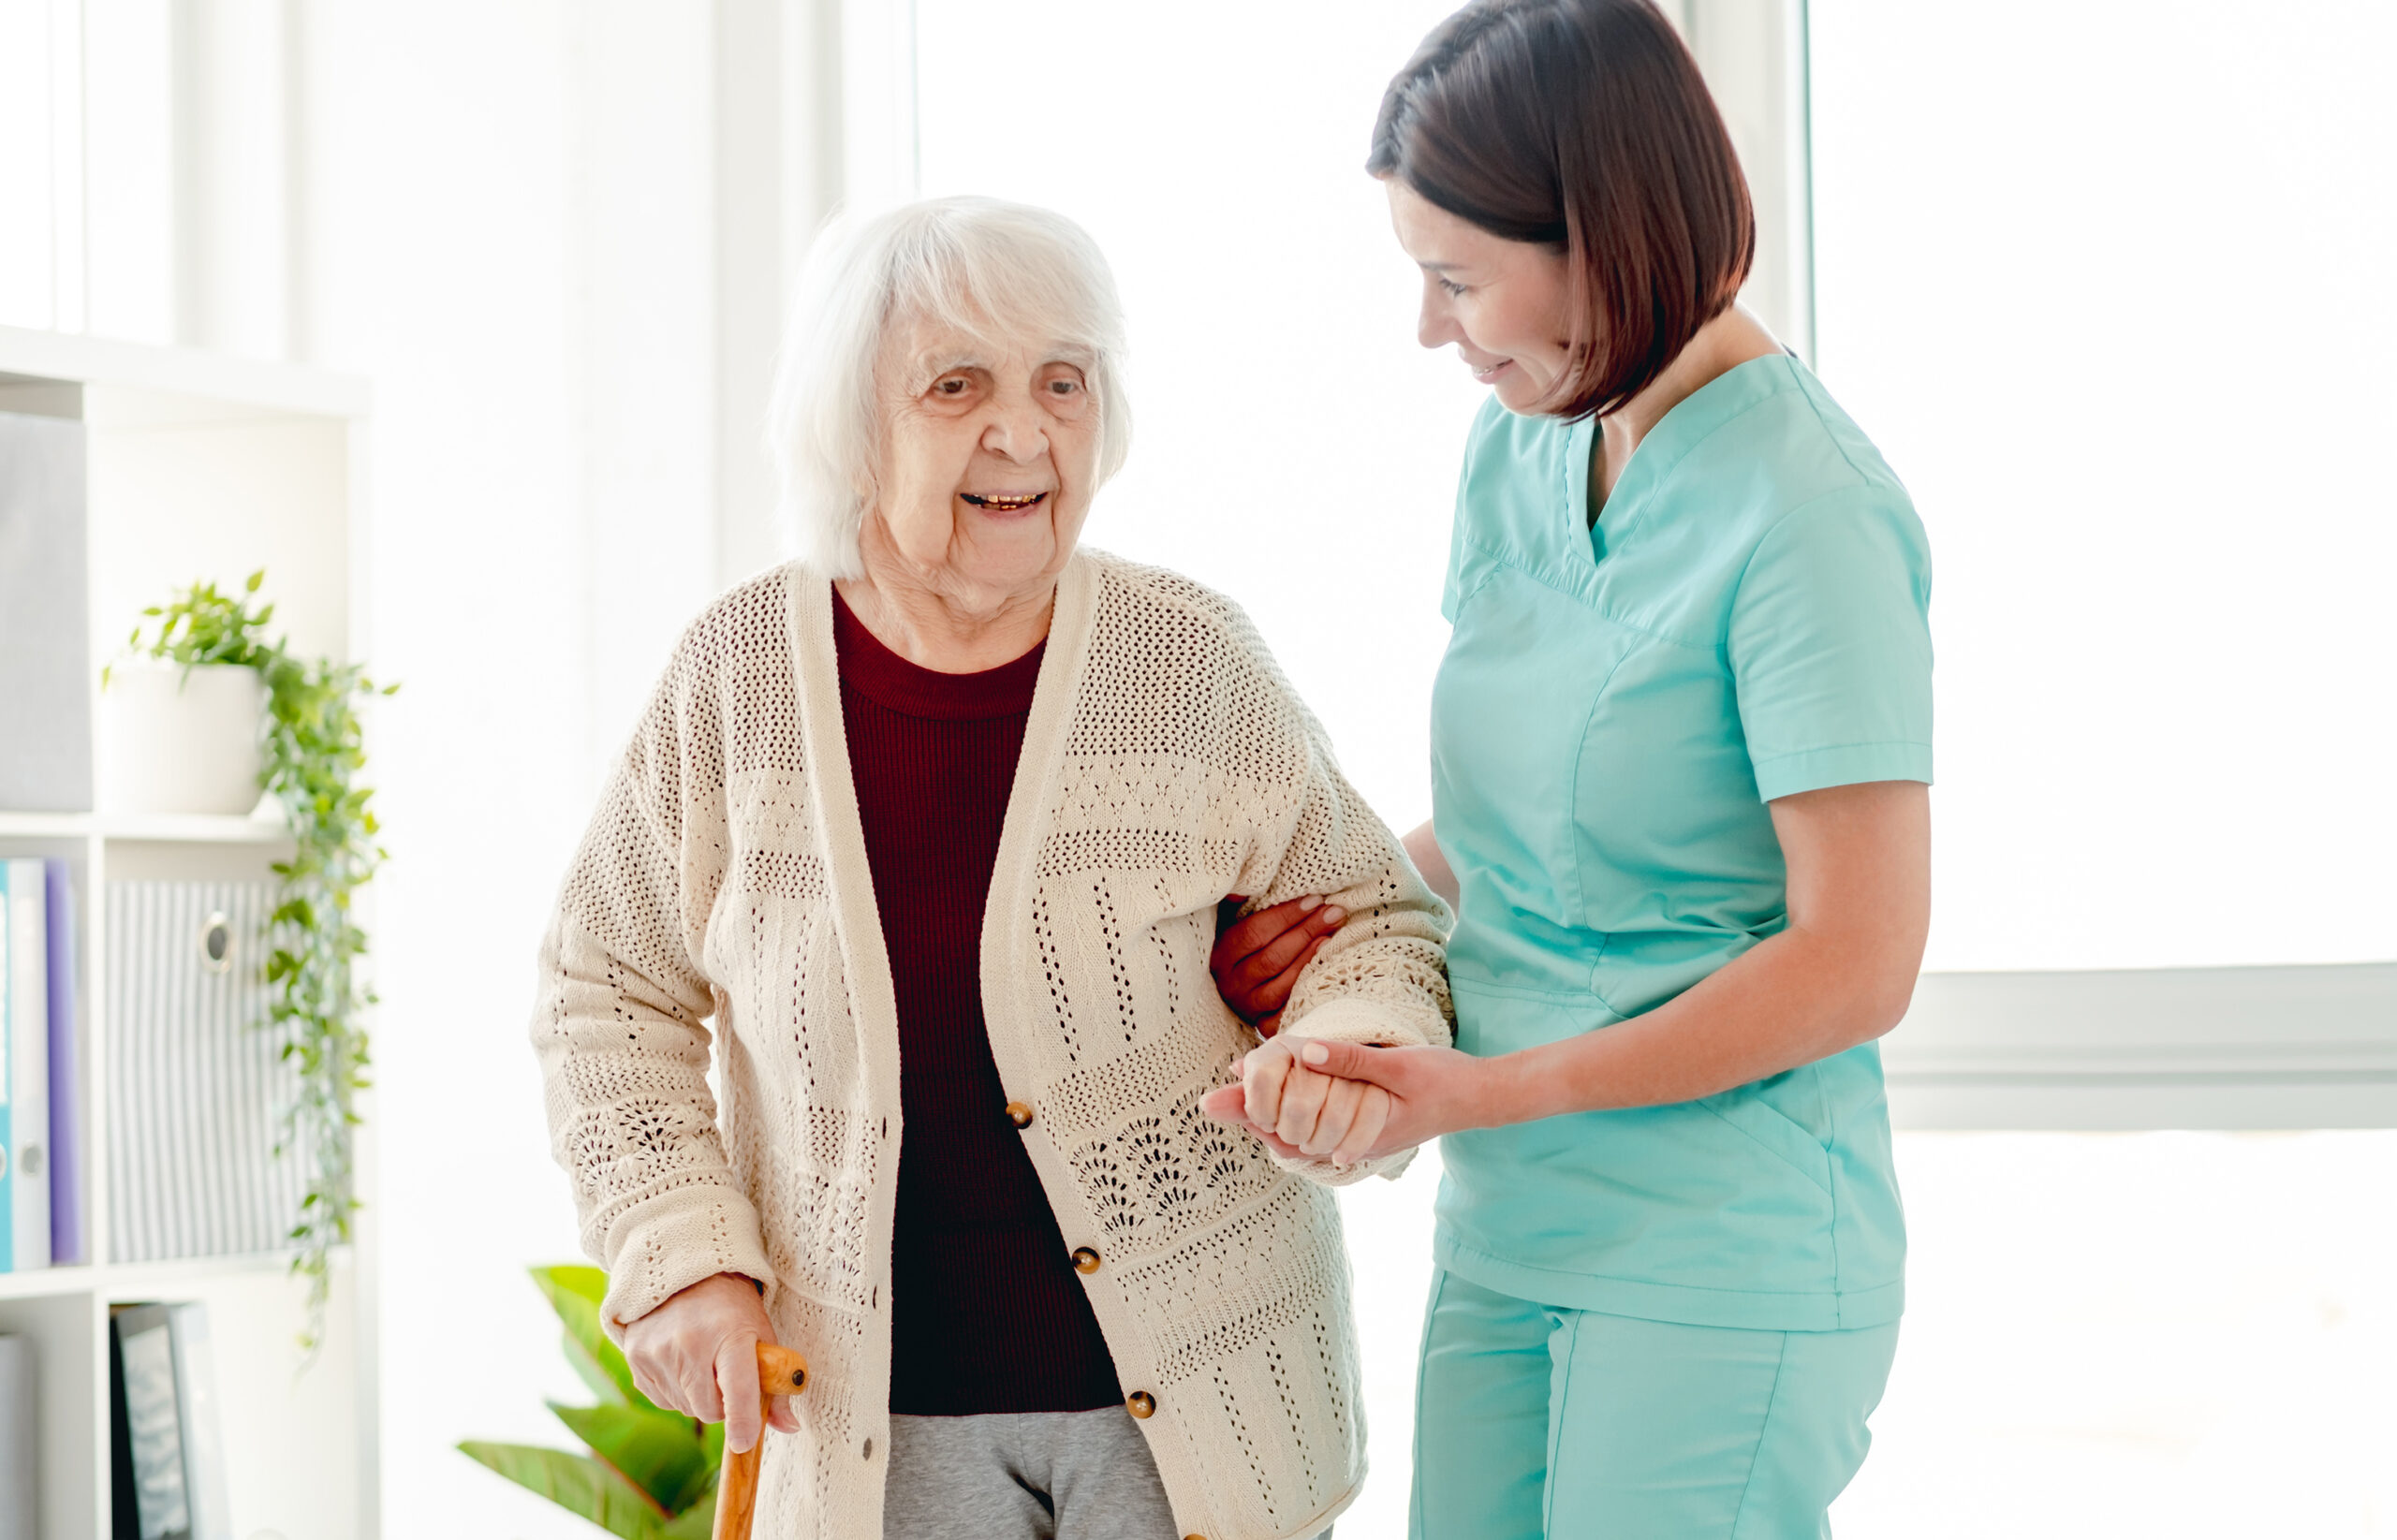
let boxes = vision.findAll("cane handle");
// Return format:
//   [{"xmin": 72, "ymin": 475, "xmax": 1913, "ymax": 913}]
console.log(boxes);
[{"xmin": 709, "ymin": 1342, "xmax": 809, "ymax": 1540}]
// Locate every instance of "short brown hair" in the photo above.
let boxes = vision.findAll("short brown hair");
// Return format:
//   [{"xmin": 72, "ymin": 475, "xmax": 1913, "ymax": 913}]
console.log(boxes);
[{"xmin": 1369, "ymin": 0, "xmax": 1755, "ymax": 419}]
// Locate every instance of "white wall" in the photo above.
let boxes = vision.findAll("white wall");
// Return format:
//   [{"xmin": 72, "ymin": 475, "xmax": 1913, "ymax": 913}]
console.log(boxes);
[{"xmin": 294, "ymin": 5, "xmax": 722, "ymax": 1534}]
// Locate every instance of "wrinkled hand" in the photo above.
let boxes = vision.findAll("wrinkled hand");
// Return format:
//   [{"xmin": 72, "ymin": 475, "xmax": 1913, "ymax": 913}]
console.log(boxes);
[
  {"xmin": 621, "ymin": 1272, "xmax": 799, "ymax": 1453},
  {"xmin": 1198, "ymin": 1034, "xmax": 1393, "ymax": 1166},
  {"xmin": 1201, "ymin": 1038, "xmax": 1489, "ymax": 1164},
  {"xmin": 1211, "ymin": 894, "xmax": 1348, "ymax": 1036}
]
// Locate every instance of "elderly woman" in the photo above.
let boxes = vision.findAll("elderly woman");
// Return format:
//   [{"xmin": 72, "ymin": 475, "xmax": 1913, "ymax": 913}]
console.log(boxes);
[{"xmin": 532, "ymin": 196, "xmax": 1450, "ymax": 1540}]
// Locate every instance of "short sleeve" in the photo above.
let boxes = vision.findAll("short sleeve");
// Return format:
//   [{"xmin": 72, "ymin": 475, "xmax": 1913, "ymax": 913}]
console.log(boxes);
[{"xmin": 1728, "ymin": 486, "xmax": 1934, "ymax": 802}]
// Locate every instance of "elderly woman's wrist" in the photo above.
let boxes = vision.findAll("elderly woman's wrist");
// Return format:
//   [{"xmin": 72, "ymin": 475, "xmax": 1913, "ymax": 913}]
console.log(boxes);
[{"xmin": 640, "ymin": 1269, "xmax": 765, "ymax": 1319}]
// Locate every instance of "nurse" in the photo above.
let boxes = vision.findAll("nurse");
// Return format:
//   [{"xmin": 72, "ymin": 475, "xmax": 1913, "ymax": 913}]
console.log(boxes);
[{"xmin": 1201, "ymin": 1, "xmax": 1932, "ymax": 1534}]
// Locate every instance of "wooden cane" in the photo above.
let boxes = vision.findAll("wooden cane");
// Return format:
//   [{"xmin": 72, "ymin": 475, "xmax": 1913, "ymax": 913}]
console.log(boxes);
[{"xmin": 711, "ymin": 1342, "xmax": 809, "ymax": 1540}]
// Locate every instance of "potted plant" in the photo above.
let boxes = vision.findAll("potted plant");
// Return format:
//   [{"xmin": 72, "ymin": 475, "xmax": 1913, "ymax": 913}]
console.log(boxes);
[
  {"xmin": 461, "ymin": 1266, "xmax": 728, "ymax": 1539},
  {"xmin": 122, "ymin": 570, "xmax": 392, "ymax": 1350},
  {"xmin": 102, "ymin": 585, "xmax": 272, "ymax": 816}
]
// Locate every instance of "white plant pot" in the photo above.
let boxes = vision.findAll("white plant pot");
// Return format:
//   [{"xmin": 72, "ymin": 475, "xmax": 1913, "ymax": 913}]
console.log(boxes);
[{"xmin": 101, "ymin": 661, "xmax": 270, "ymax": 816}]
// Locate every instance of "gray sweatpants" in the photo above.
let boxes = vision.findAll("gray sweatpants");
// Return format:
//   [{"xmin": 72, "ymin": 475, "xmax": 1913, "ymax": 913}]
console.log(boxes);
[
  {"xmin": 882, "ymin": 1408, "xmax": 1176, "ymax": 1539},
  {"xmin": 881, "ymin": 1407, "xmax": 1337, "ymax": 1539}
]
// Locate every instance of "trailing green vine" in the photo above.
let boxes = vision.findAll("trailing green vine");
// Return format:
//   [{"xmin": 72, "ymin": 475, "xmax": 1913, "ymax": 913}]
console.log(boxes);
[{"xmin": 122, "ymin": 570, "xmax": 394, "ymax": 1353}]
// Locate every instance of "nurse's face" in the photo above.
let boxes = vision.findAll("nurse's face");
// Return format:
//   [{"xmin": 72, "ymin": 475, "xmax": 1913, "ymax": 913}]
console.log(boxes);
[{"xmin": 1386, "ymin": 177, "xmax": 1576, "ymax": 416}]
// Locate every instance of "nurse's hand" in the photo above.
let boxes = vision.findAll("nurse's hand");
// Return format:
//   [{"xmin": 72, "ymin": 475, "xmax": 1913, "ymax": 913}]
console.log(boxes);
[
  {"xmin": 1211, "ymin": 894, "xmax": 1347, "ymax": 1037},
  {"xmin": 1200, "ymin": 1036, "xmax": 1394, "ymax": 1166},
  {"xmin": 1210, "ymin": 1039, "xmax": 1491, "ymax": 1161}
]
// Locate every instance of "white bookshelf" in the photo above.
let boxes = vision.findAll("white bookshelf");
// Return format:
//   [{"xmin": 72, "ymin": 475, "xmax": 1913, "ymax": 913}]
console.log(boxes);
[{"xmin": 0, "ymin": 326, "xmax": 378, "ymax": 1540}]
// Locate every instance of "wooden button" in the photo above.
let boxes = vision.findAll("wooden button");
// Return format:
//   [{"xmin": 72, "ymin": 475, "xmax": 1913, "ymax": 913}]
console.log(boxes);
[
  {"xmin": 1071, "ymin": 1246, "xmax": 1101, "ymax": 1274},
  {"xmin": 1126, "ymin": 1391, "xmax": 1155, "ymax": 1418},
  {"xmin": 1004, "ymin": 1101, "xmax": 1034, "ymax": 1129}
]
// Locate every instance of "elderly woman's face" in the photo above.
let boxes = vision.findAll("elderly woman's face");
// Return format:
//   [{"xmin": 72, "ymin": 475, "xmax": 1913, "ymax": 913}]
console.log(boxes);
[{"xmin": 872, "ymin": 313, "xmax": 1100, "ymax": 595}]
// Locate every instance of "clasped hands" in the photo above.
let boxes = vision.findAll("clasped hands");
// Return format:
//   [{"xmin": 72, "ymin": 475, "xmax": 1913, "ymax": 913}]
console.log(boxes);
[{"xmin": 1199, "ymin": 894, "xmax": 1483, "ymax": 1166}]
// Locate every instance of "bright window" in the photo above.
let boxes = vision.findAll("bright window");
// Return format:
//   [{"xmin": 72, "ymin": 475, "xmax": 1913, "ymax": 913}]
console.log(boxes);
[
  {"xmin": 1808, "ymin": 0, "xmax": 2397, "ymax": 974},
  {"xmin": 1811, "ymin": 8, "xmax": 2396, "ymax": 1528}
]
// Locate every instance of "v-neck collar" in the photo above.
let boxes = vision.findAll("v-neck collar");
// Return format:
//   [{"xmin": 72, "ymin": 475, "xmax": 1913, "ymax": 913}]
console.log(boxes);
[
  {"xmin": 831, "ymin": 585, "xmax": 1047, "ymax": 721},
  {"xmin": 1565, "ymin": 352, "xmax": 1801, "ymax": 565}
]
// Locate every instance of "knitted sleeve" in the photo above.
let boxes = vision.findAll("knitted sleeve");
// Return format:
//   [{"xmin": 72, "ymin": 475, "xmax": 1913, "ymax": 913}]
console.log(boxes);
[
  {"xmin": 1206, "ymin": 590, "xmax": 1455, "ymax": 1186},
  {"xmin": 531, "ymin": 601, "xmax": 775, "ymax": 1340}
]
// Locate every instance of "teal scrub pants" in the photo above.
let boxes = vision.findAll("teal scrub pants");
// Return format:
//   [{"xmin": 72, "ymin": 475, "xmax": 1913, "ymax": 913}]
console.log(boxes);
[{"xmin": 1409, "ymin": 1271, "xmax": 1898, "ymax": 1539}]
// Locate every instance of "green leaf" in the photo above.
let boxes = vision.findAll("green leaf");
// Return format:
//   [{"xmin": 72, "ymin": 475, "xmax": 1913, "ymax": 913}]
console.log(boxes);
[
  {"xmin": 533, "ymin": 1266, "xmax": 654, "ymax": 1411},
  {"xmin": 538, "ymin": 1262, "xmax": 610, "ymax": 1308},
  {"xmin": 661, "ymin": 1489, "xmax": 719, "ymax": 1540},
  {"xmin": 549, "ymin": 1402, "xmax": 713, "ymax": 1516},
  {"xmin": 456, "ymin": 1443, "xmax": 668, "ymax": 1540},
  {"xmin": 563, "ymin": 1330, "xmax": 625, "ymax": 1407}
]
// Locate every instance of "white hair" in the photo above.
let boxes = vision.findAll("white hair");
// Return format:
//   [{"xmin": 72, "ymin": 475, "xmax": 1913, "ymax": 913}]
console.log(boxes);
[{"xmin": 764, "ymin": 196, "xmax": 1134, "ymax": 579}]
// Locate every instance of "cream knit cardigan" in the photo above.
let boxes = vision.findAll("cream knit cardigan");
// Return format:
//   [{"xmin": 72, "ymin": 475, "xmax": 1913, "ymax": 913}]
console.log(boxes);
[{"xmin": 533, "ymin": 550, "xmax": 1452, "ymax": 1540}]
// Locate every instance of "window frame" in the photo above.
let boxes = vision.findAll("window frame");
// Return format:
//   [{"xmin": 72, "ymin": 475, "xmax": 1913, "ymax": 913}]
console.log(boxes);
[{"xmin": 1885, "ymin": 966, "xmax": 2397, "ymax": 1131}]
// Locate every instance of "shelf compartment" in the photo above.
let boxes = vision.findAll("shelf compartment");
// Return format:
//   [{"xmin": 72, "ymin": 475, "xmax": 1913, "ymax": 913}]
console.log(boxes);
[{"xmin": 0, "ymin": 1289, "xmax": 102, "ymax": 1540}]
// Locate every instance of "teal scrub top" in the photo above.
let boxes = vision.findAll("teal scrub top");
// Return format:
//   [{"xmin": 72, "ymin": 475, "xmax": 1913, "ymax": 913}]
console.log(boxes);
[{"xmin": 1429, "ymin": 352, "xmax": 1931, "ymax": 1332}]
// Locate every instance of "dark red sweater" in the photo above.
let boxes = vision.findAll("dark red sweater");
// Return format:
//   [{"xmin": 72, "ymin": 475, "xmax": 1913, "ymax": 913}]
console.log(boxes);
[{"xmin": 832, "ymin": 591, "xmax": 1122, "ymax": 1415}]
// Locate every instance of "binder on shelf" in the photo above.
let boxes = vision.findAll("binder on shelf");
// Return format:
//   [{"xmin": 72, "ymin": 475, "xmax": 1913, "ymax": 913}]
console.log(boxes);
[
  {"xmin": 0, "ymin": 409, "xmax": 94, "ymax": 813},
  {"xmin": 106, "ymin": 881, "xmax": 312, "ymax": 1264},
  {"xmin": 0, "ymin": 858, "xmax": 51, "ymax": 1272},
  {"xmin": 0, "ymin": 1333, "xmax": 33, "ymax": 1540},
  {"xmin": 46, "ymin": 858, "xmax": 85, "ymax": 1265},
  {"xmin": 110, "ymin": 1303, "xmax": 232, "ymax": 1540}
]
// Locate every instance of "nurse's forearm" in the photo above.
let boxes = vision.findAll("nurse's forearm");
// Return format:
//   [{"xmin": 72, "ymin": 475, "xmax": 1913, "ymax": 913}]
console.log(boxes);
[
  {"xmin": 1477, "ymin": 780, "xmax": 1931, "ymax": 1122},
  {"xmin": 1252, "ymin": 904, "xmax": 1921, "ymax": 1156},
  {"xmin": 1483, "ymin": 923, "xmax": 1915, "ymax": 1121}
]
